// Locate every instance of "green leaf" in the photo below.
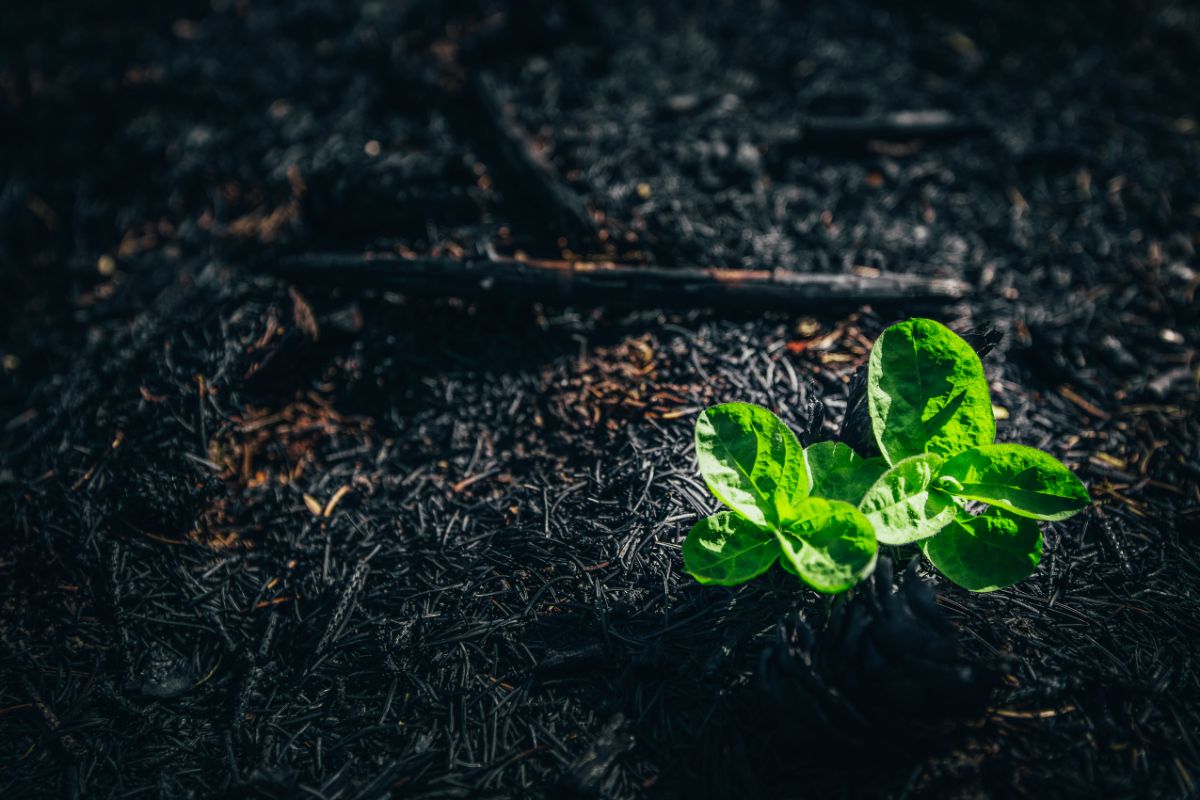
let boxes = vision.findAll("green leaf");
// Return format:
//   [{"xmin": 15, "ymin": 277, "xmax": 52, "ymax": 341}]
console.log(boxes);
[
  {"xmin": 694, "ymin": 403, "xmax": 809, "ymax": 528},
  {"xmin": 935, "ymin": 444, "xmax": 1091, "ymax": 521},
  {"xmin": 858, "ymin": 453, "xmax": 957, "ymax": 545},
  {"xmin": 922, "ymin": 508, "xmax": 1043, "ymax": 591},
  {"xmin": 683, "ymin": 512, "xmax": 780, "ymax": 586},
  {"xmin": 775, "ymin": 498, "xmax": 877, "ymax": 593},
  {"xmin": 804, "ymin": 441, "xmax": 889, "ymax": 505},
  {"xmin": 868, "ymin": 318, "xmax": 995, "ymax": 463}
]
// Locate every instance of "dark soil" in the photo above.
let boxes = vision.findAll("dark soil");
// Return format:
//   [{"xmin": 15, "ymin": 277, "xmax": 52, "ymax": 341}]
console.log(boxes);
[{"xmin": 2, "ymin": 1, "xmax": 1198, "ymax": 798}]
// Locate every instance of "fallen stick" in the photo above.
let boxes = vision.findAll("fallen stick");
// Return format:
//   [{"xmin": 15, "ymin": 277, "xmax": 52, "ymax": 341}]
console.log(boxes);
[
  {"xmin": 805, "ymin": 110, "xmax": 982, "ymax": 142},
  {"xmin": 277, "ymin": 252, "xmax": 970, "ymax": 312},
  {"xmin": 768, "ymin": 110, "xmax": 985, "ymax": 152},
  {"xmin": 466, "ymin": 71, "xmax": 598, "ymax": 247}
]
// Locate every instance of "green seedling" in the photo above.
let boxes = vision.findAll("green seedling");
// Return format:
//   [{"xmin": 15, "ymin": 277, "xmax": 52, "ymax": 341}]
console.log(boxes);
[
  {"xmin": 686, "ymin": 402, "xmax": 877, "ymax": 593},
  {"xmin": 683, "ymin": 318, "xmax": 1091, "ymax": 593}
]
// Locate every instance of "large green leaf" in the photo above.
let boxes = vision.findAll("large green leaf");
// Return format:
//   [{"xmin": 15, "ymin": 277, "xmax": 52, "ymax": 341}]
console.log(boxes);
[
  {"xmin": 804, "ymin": 441, "xmax": 889, "ymax": 505},
  {"xmin": 694, "ymin": 403, "xmax": 808, "ymax": 528},
  {"xmin": 868, "ymin": 318, "xmax": 995, "ymax": 463},
  {"xmin": 775, "ymin": 498, "xmax": 877, "ymax": 593},
  {"xmin": 922, "ymin": 508, "xmax": 1043, "ymax": 591},
  {"xmin": 858, "ymin": 453, "xmax": 957, "ymax": 544},
  {"xmin": 935, "ymin": 443, "xmax": 1091, "ymax": 521},
  {"xmin": 683, "ymin": 512, "xmax": 780, "ymax": 586}
]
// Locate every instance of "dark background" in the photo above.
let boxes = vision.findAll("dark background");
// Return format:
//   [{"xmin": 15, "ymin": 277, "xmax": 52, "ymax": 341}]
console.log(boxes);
[{"xmin": 1, "ymin": 1, "xmax": 1198, "ymax": 798}]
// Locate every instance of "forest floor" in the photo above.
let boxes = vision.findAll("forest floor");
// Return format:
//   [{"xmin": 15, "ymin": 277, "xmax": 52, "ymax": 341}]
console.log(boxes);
[{"xmin": 1, "ymin": 1, "xmax": 1198, "ymax": 797}]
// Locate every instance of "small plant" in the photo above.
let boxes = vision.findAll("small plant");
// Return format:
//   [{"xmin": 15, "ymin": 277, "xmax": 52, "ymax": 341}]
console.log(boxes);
[{"xmin": 683, "ymin": 318, "xmax": 1091, "ymax": 593}]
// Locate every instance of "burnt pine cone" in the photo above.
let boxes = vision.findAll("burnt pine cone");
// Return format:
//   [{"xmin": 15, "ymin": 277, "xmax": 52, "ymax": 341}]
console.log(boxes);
[
  {"xmin": 109, "ymin": 449, "xmax": 201, "ymax": 535},
  {"xmin": 756, "ymin": 557, "xmax": 997, "ymax": 747}
]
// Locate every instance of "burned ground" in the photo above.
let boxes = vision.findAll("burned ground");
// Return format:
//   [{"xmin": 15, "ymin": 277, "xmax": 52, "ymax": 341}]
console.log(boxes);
[{"xmin": 1, "ymin": 1, "xmax": 1198, "ymax": 798}]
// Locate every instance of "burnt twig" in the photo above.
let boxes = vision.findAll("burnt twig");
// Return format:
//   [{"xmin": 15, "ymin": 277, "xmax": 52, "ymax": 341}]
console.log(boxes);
[
  {"xmin": 277, "ymin": 251, "xmax": 970, "ymax": 312},
  {"xmin": 772, "ymin": 110, "xmax": 986, "ymax": 152},
  {"xmin": 467, "ymin": 70, "xmax": 598, "ymax": 247}
]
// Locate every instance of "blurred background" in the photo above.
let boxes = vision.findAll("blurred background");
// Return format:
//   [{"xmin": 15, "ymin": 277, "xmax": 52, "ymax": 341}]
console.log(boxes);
[{"xmin": 3, "ymin": 1, "xmax": 1197, "ymax": 334}]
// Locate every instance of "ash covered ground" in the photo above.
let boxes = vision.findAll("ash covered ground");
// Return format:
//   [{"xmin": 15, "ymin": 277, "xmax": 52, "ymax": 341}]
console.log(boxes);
[{"xmin": 1, "ymin": 1, "xmax": 1198, "ymax": 797}]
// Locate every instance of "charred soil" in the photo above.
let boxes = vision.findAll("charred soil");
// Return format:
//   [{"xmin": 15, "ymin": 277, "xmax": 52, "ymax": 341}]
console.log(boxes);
[{"xmin": 1, "ymin": 1, "xmax": 1198, "ymax": 798}]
